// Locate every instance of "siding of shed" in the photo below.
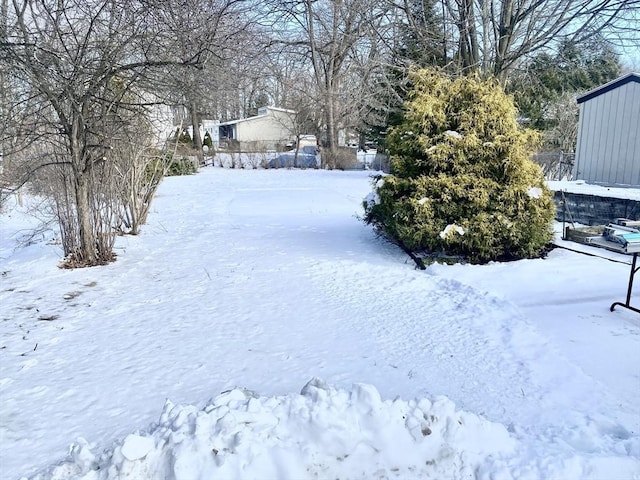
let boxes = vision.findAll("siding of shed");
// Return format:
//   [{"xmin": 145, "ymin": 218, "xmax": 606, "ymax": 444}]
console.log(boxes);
[{"xmin": 574, "ymin": 81, "xmax": 640, "ymax": 186}]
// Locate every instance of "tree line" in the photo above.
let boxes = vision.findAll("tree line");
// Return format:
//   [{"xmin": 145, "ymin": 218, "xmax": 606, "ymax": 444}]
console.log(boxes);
[{"xmin": 1, "ymin": 0, "xmax": 637, "ymax": 266}]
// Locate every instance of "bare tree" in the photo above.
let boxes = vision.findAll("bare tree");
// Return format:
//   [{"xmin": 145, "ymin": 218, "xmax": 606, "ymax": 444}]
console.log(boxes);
[
  {"xmin": 3, "ymin": 0, "xmax": 217, "ymax": 266},
  {"xmin": 154, "ymin": 0, "xmax": 259, "ymax": 163},
  {"xmin": 442, "ymin": 0, "xmax": 640, "ymax": 80},
  {"xmin": 264, "ymin": 49, "xmax": 324, "ymax": 158},
  {"xmin": 111, "ymin": 103, "xmax": 173, "ymax": 236},
  {"xmin": 0, "ymin": 0, "xmax": 7, "ymax": 180},
  {"xmin": 271, "ymin": 0, "xmax": 392, "ymax": 167},
  {"xmin": 544, "ymin": 91, "xmax": 580, "ymax": 152}
]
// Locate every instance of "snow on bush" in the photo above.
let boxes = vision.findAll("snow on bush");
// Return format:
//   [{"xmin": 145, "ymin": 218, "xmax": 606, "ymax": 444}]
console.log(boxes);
[
  {"xmin": 27, "ymin": 379, "xmax": 515, "ymax": 480},
  {"xmin": 439, "ymin": 224, "xmax": 466, "ymax": 239},
  {"xmin": 364, "ymin": 190, "xmax": 380, "ymax": 208},
  {"xmin": 526, "ymin": 187, "xmax": 543, "ymax": 199},
  {"xmin": 444, "ymin": 130, "xmax": 463, "ymax": 140}
]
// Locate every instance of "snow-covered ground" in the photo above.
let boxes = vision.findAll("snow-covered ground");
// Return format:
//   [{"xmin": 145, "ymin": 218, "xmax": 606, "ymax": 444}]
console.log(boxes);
[{"xmin": 1, "ymin": 168, "xmax": 639, "ymax": 479}]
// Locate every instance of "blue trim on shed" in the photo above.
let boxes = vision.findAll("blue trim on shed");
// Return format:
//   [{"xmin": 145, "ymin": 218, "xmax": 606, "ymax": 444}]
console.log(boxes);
[{"xmin": 577, "ymin": 73, "xmax": 640, "ymax": 104}]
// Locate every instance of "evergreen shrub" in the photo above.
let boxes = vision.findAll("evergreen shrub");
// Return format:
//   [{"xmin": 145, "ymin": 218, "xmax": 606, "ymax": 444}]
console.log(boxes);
[
  {"xmin": 145, "ymin": 154, "xmax": 197, "ymax": 179},
  {"xmin": 203, "ymin": 131, "xmax": 213, "ymax": 150},
  {"xmin": 167, "ymin": 157, "xmax": 197, "ymax": 176},
  {"xmin": 363, "ymin": 69, "xmax": 556, "ymax": 264}
]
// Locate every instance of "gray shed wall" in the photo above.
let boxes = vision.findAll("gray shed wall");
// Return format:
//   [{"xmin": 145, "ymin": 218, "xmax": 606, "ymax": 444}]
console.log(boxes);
[{"xmin": 574, "ymin": 81, "xmax": 640, "ymax": 187}]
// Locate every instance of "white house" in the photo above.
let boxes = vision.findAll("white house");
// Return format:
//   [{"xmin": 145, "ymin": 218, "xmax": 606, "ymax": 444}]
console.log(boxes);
[
  {"xmin": 218, "ymin": 107, "xmax": 296, "ymax": 151},
  {"xmin": 574, "ymin": 72, "xmax": 640, "ymax": 187},
  {"xmin": 184, "ymin": 119, "xmax": 220, "ymax": 150},
  {"xmin": 147, "ymin": 102, "xmax": 177, "ymax": 147}
]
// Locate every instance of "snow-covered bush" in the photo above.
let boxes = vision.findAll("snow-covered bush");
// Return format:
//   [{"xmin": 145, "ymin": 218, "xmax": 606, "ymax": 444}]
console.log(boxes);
[{"xmin": 363, "ymin": 69, "xmax": 555, "ymax": 264}]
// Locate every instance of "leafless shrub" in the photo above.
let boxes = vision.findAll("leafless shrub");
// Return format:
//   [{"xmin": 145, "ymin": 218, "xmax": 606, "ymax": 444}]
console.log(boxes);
[
  {"xmin": 246, "ymin": 148, "xmax": 274, "ymax": 169},
  {"xmin": 329, "ymin": 147, "xmax": 358, "ymax": 170},
  {"xmin": 3, "ymin": 0, "xmax": 244, "ymax": 267},
  {"xmin": 116, "ymin": 147, "xmax": 164, "ymax": 236},
  {"xmin": 260, "ymin": 151, "xmax": 276, "ymax": 169},
  {"xmin": 532, "ymin": 152, "xmax": 575, "ymax": 181},
  {"xmin": 229, "ymin": 152, "xmax": 242, "ymax": 169}
]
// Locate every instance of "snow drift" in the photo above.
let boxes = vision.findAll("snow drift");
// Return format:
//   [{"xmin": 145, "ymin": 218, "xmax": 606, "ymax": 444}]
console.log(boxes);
[{"xmin": 27, "ymin": 379, "xmax": 515, "ymax": 480}]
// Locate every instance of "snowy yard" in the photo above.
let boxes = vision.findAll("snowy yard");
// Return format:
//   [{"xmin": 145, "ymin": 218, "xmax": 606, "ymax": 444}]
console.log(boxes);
[{"xmin": 1, "ymin": 168, "xmax": 639, "ymax": 479}]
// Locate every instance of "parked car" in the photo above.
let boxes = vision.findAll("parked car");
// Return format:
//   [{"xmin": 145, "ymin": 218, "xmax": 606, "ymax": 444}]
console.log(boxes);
[{"xmin": 268, "ymin": 145, "xmax": 319, "ymax": 168}]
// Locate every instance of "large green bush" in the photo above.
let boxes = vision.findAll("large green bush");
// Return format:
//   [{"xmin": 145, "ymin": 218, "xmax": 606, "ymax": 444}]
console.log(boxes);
[{"xmin": 363, "ymin": 69, "xmax": 555, "ymax": 264}]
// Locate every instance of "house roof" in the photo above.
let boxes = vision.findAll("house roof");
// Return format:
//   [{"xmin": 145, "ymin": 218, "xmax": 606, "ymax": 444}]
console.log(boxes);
[
  {"xmin": 218, "ymin": 106, "xmax": 296, "ymax": 127},
  {"xmin": 261, "ymin": 106, "xmax": 296, "ymax": 115},
  {"xmin": 577, "ymin": 72, "xmax": 640, "ymax": 104}
]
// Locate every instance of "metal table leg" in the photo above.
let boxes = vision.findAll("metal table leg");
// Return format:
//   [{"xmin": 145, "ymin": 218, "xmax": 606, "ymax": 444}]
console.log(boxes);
[{"xmin": 611, "ymin": 252, "xmax": 640, "ymax": 314}]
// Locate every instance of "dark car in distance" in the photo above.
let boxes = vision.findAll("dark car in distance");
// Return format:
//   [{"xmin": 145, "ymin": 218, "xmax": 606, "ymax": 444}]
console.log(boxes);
[{"xmin": 268, "ymin": 145, "xmax": 319, "ymax": 169}]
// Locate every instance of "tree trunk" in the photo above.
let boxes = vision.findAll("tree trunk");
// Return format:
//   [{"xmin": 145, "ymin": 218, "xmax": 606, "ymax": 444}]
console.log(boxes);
[
  {"xmin": 457, "ymin": 0, "xmax": 479, "ymax": 73},
  {"xmin": 74, "ymin": 169, "xmax": 97, "ymax": 265},
  {"xmin": 494, "ymin": 0, "xmax": 515, "ymax": 81},
  {"xmin": 70, "ymin": 112, "xmax": 97, "ymax": 266},
  {"xmin": 189, "ymin": 103, "xmax": 204, "ymax": 165},
  {"xmin": 326, "ymin": 100, "xmax": 338, "ymax": 168}
]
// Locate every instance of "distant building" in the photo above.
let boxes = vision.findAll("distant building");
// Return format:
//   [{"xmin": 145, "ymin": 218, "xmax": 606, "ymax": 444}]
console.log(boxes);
[
  {"xmin": 218, "ymin": 107, "xmax": 296, "ymax": 151},
  {"xmin": 147, "ymin": 102, "xmax": 176, "ymax": 147},
  {"xmin": 574, "ymin": 72, "xmax": 640, "ymax": 187}
]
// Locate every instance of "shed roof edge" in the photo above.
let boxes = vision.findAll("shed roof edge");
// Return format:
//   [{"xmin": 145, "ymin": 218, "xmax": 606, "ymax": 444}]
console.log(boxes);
[{"xmin": 577, "ymin": 72, "xmax": 640, "ymax": 104}]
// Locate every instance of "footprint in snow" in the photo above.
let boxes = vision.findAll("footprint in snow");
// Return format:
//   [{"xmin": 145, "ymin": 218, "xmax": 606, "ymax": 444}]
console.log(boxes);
[
  {"xmin": 63, "ymin": 291, "xmax": 82, "ymax": 300},
  {"xmin": 19, "ymin": 358, "xmax": 38, "ymax": 371}
]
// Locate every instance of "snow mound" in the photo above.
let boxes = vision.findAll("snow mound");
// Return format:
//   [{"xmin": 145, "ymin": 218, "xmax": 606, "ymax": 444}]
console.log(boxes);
[{"xmin": 27, "ymin": 379, "xmax": 515, "ymax": 480}]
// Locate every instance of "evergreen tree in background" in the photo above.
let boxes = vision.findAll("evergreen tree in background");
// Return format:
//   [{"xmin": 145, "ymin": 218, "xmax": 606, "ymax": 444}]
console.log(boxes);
[
  {"xmin": 400, "ymin": 0, "xmax": 446, "ymax": 69},
  {"xmin": 509, "ymin": 35, "xmax": 621, "ymax": 133},
  {"xmin": 203, "ymin": 131, "xmax": 213, "ymax": 149},
  {"xmin": 364, "ymin": 0, "xmax": 445, "ymax": 151}
]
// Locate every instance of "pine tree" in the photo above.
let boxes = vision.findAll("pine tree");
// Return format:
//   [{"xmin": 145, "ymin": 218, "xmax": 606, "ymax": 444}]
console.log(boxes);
[
  {"xmin": 509, "ymin": 36, "xmax": 621, "ymax": 131},
  {"xmin": 179, "ymin": 129, "xmax": 192, "ymax": 144},
  {"xmin": 203, "ymin": 131, "xmax": 213, "ymax": 149},
  {"xmin": 362, "ymin": 0, "xmax": 446, "ymax": 152}
]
